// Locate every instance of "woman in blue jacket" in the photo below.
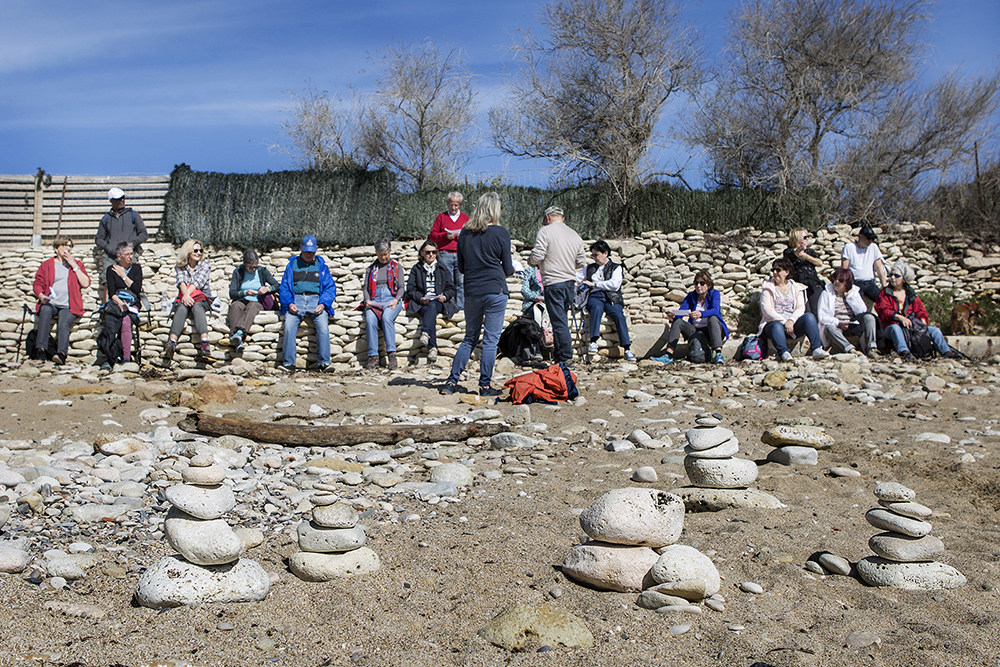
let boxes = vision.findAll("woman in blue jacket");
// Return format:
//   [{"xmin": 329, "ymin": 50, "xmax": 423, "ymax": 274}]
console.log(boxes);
[{"xmin": 653, "ymin": 270, "xmax": 730, "ymax": 364}]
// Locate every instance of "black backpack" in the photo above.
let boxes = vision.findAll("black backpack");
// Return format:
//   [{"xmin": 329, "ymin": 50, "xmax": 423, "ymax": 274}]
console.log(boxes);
[
  {"xmin": 25, "ymin": 328, "xmax": 59, "ymax": 360},
  {"xmin": 902, "ymin": 319, "xmax": 936, "ymax": 358},
  {"xmin": 687, "ymin": 331, "xmax": 710, "ymax": 363}
]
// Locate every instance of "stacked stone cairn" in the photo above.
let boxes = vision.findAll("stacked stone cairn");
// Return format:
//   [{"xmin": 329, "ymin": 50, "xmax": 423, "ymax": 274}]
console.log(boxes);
[
  {"xmin": 288, "ymin": 485, "xmax": 380, "ymax": 582},
  {"xmin": 856, "ymin": 482, "xmax": 966, "ymax": 590},
  {"xmin": 135, "ymin": 455, "xmax": 271, "ymax": 608},
  {"xmin": 762, "ymin": 423, "xmax": 834, "ymax": 466},
  {"xmin": 560, "ymin": 488, "xmax": 723, "ymax": 613}
]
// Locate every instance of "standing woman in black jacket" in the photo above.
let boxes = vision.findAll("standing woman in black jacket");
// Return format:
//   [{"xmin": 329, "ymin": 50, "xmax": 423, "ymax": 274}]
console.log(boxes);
[
  {"xmin": 227, "ymin": 249, "xmax": 279, "ymax": 352},
  {"xmin": 404, "ymin": 240, "xmax": 457, "ymax": 364},
  {"xmin": 783, "ymin": 228, "xmax": 825, "ymax": 315}
]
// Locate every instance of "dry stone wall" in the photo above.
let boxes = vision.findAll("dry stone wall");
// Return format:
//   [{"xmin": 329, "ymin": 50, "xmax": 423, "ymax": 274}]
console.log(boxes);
[{"xmin": 0, "ymin": 222, "xmax": 997, "ymax": 366}]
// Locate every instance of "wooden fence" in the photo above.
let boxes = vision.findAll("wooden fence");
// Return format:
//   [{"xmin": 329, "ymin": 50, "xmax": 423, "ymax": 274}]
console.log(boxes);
[{"xmin": 0, "ymin": 173, "xmax": 169, "ymax": 246}]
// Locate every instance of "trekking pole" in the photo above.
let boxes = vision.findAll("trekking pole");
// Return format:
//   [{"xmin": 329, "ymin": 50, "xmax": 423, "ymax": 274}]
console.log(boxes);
[{"xmin": 15, "ymin": 303, "xmax": 31, "ymax": 364}]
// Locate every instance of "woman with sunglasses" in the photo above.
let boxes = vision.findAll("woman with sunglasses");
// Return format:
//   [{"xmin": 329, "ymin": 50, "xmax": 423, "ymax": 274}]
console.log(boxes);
[
  {"xmin": 31, "ymin": 235, "xmax": 90, "ymax": 364},
  {"xmin": 874, "ymin": 262, "xmax": 959, "ymax": 360},
  {"xmin": 757, "ymin": 258, "xmax": 829, "ymax": 361},
  {"xmin": 163, "ymin": 239, "xmax": 214, "ymax": 363},
  {"xmin": 652, "ymin": 270, "xmax": 729, "ymax": 364},
  {"xmin": 404, "ymin": 240, "xmax": 457, "ymax": 364},
  {"xmin": 817, "ymin": 267, "xmax": 877, "ymax": 357},
  {"xmin": 227, "ymin": 248, "xmax": 279, "ymax": 353},
  {"xmin": 784, "ymin": 228, "xmax": 825, "ymax": 314}
]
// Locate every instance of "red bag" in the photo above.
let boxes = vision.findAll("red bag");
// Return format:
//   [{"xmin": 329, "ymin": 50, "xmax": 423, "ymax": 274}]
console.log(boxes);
[{"xmin": 503, "ymin": 363, "xmax": 579, "ymax": 405}]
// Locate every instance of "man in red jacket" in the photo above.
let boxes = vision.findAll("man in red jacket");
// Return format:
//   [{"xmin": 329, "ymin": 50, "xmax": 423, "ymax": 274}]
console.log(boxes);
[
  {"xmin": 428, "ymin": 192, "xmax": 469, "ymax": 308},
  {"xmin": 32, "ymin": 235, "xmax": 91, "ymax": 364}
]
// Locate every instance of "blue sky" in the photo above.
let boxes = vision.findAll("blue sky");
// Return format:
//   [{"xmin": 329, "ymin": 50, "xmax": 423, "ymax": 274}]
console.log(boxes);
[{"xmin": 1, "ymin": 0, "xmax": 997, "ymax": 188}]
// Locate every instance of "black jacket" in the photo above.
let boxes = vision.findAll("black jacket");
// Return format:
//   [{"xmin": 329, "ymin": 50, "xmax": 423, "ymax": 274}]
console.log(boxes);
[{"xmin": 404, "ymin": 262, "xmax": 459, "ymax": 318}]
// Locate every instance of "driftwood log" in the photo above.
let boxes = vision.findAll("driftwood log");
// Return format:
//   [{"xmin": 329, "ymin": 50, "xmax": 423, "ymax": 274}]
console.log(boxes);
[{"xmin": 177, "ymin": 413, "xmax": 510, "ymax": 447}]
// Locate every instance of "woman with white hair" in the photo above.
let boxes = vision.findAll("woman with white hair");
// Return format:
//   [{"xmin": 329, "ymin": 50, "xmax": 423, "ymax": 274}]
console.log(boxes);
[{"xmin": 874, "ymin": 262, "xmax": 959, "ymax": 360}]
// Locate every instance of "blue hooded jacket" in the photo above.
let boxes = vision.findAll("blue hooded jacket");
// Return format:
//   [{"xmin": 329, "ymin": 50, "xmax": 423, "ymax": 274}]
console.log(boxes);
[{"xmin": 279, "ymin": 254, "xmax": 337, "ymax": 315}]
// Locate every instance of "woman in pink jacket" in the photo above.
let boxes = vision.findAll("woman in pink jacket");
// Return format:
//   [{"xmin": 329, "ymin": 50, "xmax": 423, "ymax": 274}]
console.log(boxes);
[
  {"xmin": 757, "ymin": 258, "xmax": 828, "ymax": 362},
  {"xmin": 32, "ymin": 235, "xmax": 90, "ymax": 364}
]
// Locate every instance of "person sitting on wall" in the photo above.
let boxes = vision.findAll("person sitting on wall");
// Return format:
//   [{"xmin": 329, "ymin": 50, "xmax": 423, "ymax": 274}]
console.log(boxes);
[
  {"xmin": 362, "ymin": 238, "xmax": 405, "ymax": 370},
  {"xmin": 784, "ymin": 227, "xmax": 825, "ymax": 315},
  {"xmin": 31, "ymin": 235, "xmax": 91, "ymax": 364},
  {"xmin": 578, "ymin": 240, "xmax": 637, "ymax": 362},
  {"xmin": 817, "ymin": 267, "xmax": 878, "ymax": 357},
  {"xmin": 652, "ymin": 270, "xmax": 729, "ymax": 364},
  {"xmin": 840, "ymin": 224, "xmax": 887, "ymax": 302},
  {"xmin": 874, "ymin": 261, "xmax": 961, "ymax": 360},
  {"xmin": 278, "ymin": 235, "xmax": 337, "ymax": 372},
  {"xmin": 757, "ymin": 257, "xmax": 829, "ymax": 362},
  {"xmin": 97, "ymin": 241, "xmax": 142, "ymax": 370},
  {"xmin": 227, "ymin": 248, "xmax": 279, "ymax": 353},
  {"xmin": 162, "ymin": 239, "xmax": 214, "ymax": 363},
  {"xmin": 404, "ymin": 240, "xmax": 457, "ymax": 364}
]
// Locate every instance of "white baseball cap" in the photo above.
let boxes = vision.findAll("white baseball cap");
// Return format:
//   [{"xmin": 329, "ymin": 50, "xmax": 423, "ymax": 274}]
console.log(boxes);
[{"xmin": 108, "ymin": 187, "xmax": 125, "ymax": 200}]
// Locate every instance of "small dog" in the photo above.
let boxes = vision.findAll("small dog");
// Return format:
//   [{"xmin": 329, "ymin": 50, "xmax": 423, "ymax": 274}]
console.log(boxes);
[{"xmin": 950, "ymin": 302, "xmax": 981, "ymax": 336}]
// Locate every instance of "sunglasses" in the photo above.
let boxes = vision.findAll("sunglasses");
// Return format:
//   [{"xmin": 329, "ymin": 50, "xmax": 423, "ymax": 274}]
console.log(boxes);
[
  {"xmin": 890, "ymin": 272, "xmax": 903, "ymax": 278},
  {"xmin": 423, "ymin": 250, "xmax": 438, "ymax": 255},
  {"xmin": 695, "ymin": 281, "xmax": 708, "ymax": 286},
  {"xmin": 834, "ymin": 278, "xmax": 847, "ymax": 283},
  {"xmin": 192, "ymin": 249, "xmax": 203, "ymax": 254}
]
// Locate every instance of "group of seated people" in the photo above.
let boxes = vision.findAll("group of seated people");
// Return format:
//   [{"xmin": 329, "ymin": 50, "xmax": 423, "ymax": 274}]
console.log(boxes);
[{"xmin": 28, "ymin": 222, "xmax": 962, "ymax": 371}]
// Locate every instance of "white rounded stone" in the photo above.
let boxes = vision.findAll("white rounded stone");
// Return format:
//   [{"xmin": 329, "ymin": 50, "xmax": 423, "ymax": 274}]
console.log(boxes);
[
  {"xmin": 766, "ymin": 446, "xmax": 819, "ymax": 466},
  {"xmin": 865, "ymin": 508, "xmax": 932, "ymax": 538},
  {"xmin": 289, "ymin": 547, "xmax": 381, "ymax": 582},
  {"xmin": 579, "ymin": 488, "xmax": 684, "ymax": 548},
  {"xmin": 877, "ymin": 499, "xmax": 932, "ymax": 519},
  {"xmin": 296, "ymin": 522, "xmax": 366, "ymax": 553},
  {"xmin": 868, "ymin": 533, "xmax": 946, "ymax": 562},
  {"xmin": 134, "ymin": 555, "xmax": 271, "ymax": 608},
  {"xmin": 0, "ymin": 545, "xmax": 29, "ymax": 573},
  {"xmin": 631, "ymin": 466, "xmax": 658, "ymax": 483},
  {"xmin": 856, "ymin": 557, "xmax": 965, "ymax": 590},
  {"xmin": 181, "ymin": 465, "xmax": 226, "ymax": 485},
  {"xmin": 684, "ymin": 437, "xmax": 739, "ymax": 459},
  {"xmin": 873, "ymin": 482, "xmax": 915, "ymax": 502},
  {"xmin": 164, "ymin": 483, "xmax": 235, "ymax": 520},
  {"xmin": 429, "ymin": 462, "xmax": 474, "ymax": 488},
  {"xmin": 684, "ymin": 457, "xmax": 758, "ymax": 489},
  {"xmin": 561, "ymin": 542, "xmax": 659, "ymax": 592},
  {"xmin": 311, "ymin": 502, "xmax": 358, "ymax": 529},
  {"xmin": 164, "ymin": 508, "xmax": 244, "ymax": 566},
  {"xmin": 309, "ymin": 492, "xmax": 340, "ymax": 506},
  {"xmin": 650, "ymin": 545, "xmax": 721, "ymax": 599},
  {"xmin": 684, "ymin": 427, "xmax": 734, "ymax": 451}
]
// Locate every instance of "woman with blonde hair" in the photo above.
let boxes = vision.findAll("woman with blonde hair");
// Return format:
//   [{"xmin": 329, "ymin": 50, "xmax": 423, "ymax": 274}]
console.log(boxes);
[
  {"xmin": 783, "ymin": 227, "xmax": 824, "ymax": 314},
  {"xmin": 441, "ymin": 192, "xmax": 514, "ymax": 396},
  {"xmin": 163, "ymin": 239, "xmax": 213, "ymax": 363}
]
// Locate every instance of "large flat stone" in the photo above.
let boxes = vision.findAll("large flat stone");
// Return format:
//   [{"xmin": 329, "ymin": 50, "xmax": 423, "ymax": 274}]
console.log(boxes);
[{"xmin": 856, "ymin": 557, "xmax": 965, "ymax": 590}]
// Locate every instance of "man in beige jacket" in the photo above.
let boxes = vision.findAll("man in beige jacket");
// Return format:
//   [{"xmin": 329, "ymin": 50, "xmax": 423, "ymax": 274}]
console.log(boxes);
[{"xmin": 529, "ymin": 206, "xmax": 586, "ymax": 363}]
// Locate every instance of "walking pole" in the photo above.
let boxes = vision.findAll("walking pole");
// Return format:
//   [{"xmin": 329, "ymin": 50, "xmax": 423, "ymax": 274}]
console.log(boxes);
[{"xmin": 15, "ymin": 303, "xmax": 31, "ymax": 364}]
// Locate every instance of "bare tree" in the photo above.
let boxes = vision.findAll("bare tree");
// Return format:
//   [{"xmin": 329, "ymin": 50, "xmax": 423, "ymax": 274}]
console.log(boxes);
[
  {"xmin": 688, "ymin": 0, "xmax": 999, "ymax": 223},
  {"xmin": 357, "ymin": 40, "xmax": 476, "ymax": 191},
  {"xmin": 489, "ymin": 0, "xmax": 703, "ymax": 236},
  {"xmin": 269, "ymin": 83, "xmax": 361, "ymax": 171}
]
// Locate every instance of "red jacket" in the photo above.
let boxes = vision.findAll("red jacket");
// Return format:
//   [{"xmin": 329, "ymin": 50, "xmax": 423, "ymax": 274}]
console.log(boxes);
[
  {"xmin": 33, "ymin": 257, "xmax": 89, "ymax": 316},
  {"xmin": 504, "ymin": 364, "xmax": 578, "ymax": 405},
  {"xmin": 428, "ymin": 211, "xmax": 469, "ymax": 254},
  {"xmin": 874, "ymin": 287, "xmax": 928, "ymax": 328}
]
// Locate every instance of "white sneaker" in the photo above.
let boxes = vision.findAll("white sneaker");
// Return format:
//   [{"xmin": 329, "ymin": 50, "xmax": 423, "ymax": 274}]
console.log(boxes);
[
  {"xmin": 781, "ymin": 351, "xmax": 793, "ymax": 362},
  {"xmin": 588, "ymin": 342, "xmax": 599, "ymax": 355},
  {"xmin": 812, "ymin": 348, "xmax": 830, "ymax": 360},
  {"xmin": 624, "ymin": 350, "xmax": 637, "ymax": 362}
]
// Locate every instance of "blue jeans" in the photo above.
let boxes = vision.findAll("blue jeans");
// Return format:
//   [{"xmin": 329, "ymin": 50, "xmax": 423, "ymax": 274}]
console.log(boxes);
[
  {"xmin": 545, "ymin": 280, "xmax": 576, "ymax": 362},
  {"xmin": 282, "ymin": 293, "xmax": 330, "ymax": 367},
  {"xmin": 438, "ymin": 250, "xmax": 463, "ymax": 309},
  {"xmin": 763, "ymin": 313, "xmax": 822, "ymax": 357},
  {"xmin": 855, "ymin": 279, "xmax": 880, "ymax": 302},
  {"xmin": 418, "ymin": 299, "xmax": 445, "ymax": 348},
  {"xmin": 448, "ymin": 292, "xmax": 507, "ymax": 388},
  {"xmin": 885, "ymin": 322, "xmax": 950, "ymax": 355},
  {"xmin": 365, "ymin": 285, "xmax": 402, "ymax": 358},
  {"xmin": 587, "ymin": 291, "xmax": 630, "ymax": 346}
]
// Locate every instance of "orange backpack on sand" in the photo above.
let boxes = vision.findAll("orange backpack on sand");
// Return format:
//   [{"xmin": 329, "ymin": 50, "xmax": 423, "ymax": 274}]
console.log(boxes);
[{"xmin": 503, "ymin": 363, "xmax": 579, "ymax": 405}]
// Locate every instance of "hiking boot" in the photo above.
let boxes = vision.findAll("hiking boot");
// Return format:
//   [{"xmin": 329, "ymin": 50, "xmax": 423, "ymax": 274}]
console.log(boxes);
[
  {"xmin": 279, "ymin": 363, "xmax": 295, "ymax": 373},
  {"xmin": 387, "ymin": 353, "xmax": 397, "ymax": 370},
  {"xmin": 419, "ymin": 332, "xmax": 430, "ymax": 347},
  {"xmin": 366, "ymin": 356, "xmax": 379, "ymax": 370},
  {"xmin": 901, "ymin": 351, "xmax": 917, "ymax": 361},
  {"xmin": 440, "ymin": 381, "xmax": 457, "ymax": 395},
  {"xmin": 162, "ymin": 340, "xmax": 175, "ymax": 364},
  {"xmin": 427, "ymin": 348, "xmax": 438, "ymax": 363},
  {"xmin": 624, "ymin": 350, "xmax": 637, "ymax": 362},
  {"xmin": 713, "ymin": 351, "xmax": 725, "ymax": 364},
  {"xmin": 479, "ymin": 386, "xmax": 501, "ymax": 397}
]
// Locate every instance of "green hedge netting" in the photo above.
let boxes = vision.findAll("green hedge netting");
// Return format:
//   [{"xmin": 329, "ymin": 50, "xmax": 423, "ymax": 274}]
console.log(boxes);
[
  {"xmin": 163, "ymin": 165, "xmax": 830, "ymax": 248},
  {"xmin": 164, "ymin": 165, "xmax": 398, "ymax": 248}
]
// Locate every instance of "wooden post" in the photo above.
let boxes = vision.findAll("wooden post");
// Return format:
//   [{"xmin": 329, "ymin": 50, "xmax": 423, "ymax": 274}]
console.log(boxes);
[{"xmin": 32, "ymin": 168, "xmax": 47, "ymax": 247}]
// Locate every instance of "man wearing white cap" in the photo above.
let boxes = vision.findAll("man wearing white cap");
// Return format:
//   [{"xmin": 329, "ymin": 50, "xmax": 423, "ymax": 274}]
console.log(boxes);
[{"xmin": 95, "ymin": 187, "xmax": 148, "ymax": 302}]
